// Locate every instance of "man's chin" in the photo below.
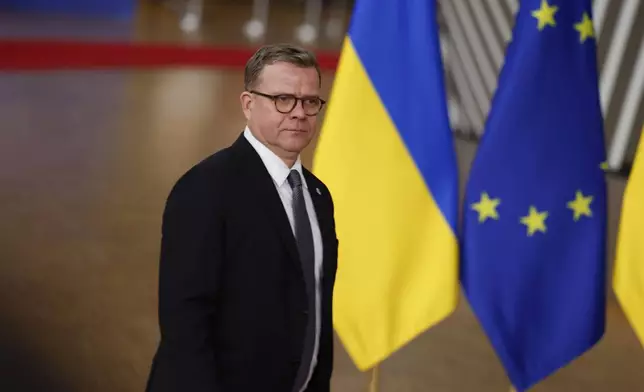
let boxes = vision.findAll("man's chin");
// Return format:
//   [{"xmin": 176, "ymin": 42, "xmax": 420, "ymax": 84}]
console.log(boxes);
[
  {"xmin": 285, "ymin": 144, "xmax": 310, "ymax": 155},
  {"xmin": 281, "ymin": 136, "xmax": 312, "ymax": 153}
]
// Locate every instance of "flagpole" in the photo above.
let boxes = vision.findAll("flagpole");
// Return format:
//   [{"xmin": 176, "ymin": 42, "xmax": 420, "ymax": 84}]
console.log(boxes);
[{"xmin": 368, "ymin": 365, "xmax": 379, "ymax": 392}]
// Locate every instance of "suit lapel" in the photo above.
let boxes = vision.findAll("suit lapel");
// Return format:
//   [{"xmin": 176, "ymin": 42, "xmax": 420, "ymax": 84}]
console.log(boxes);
[
  {"xmin": 303, "ymin": 170, "xmax": 334, "ymax": 257},
  {"xmin": 232, "ymin": 134, "xmax": 333, "ymax": 302},
  {"xmin": 232, "ymin": 135, "xmax": 301, "ymax": 267}
]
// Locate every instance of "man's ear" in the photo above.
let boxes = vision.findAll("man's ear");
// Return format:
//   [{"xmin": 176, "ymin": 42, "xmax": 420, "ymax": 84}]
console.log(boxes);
[{"xmin": 240, "ymin": 91, "xmax": 253, "ymax": 120}]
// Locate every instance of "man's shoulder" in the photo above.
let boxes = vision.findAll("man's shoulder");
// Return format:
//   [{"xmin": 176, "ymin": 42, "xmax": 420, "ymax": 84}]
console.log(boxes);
[
  {"xmin": 191, "ymin": 146, "xmax": 238, "ymax": 179},
  {"xmin": 166, "ymin": 144, "xmax": 240, "ymax": 202}
]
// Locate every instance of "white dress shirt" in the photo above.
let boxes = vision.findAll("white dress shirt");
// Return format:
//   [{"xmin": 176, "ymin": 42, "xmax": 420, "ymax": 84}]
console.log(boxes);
[{"xmin": 243, "ymin": 127, "xmax": 322, "ymax": 391}]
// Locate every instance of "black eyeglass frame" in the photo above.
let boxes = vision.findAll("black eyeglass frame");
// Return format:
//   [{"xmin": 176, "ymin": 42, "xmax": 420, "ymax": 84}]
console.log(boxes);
[{"xmin": 248, "ymin": 90, "xmax": 326, "ymax": 116}]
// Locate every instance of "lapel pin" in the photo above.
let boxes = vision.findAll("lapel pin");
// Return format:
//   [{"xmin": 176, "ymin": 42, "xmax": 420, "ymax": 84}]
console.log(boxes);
[{"xmin": 316, "ymin": 188, "xmax": 322, "ymax": 195}]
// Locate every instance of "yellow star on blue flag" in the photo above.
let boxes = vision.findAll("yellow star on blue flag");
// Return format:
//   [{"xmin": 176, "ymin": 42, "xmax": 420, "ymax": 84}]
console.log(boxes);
[{"xmin": 461, "ymin": 0, "xmax": 607, "ymax": 390}]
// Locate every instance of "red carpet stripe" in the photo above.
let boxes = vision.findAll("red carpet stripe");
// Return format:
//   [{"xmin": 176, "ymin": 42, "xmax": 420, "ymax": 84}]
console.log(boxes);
[{"xmin": 0, "ymin": 40, "xmax": 340, "ymax": 70}]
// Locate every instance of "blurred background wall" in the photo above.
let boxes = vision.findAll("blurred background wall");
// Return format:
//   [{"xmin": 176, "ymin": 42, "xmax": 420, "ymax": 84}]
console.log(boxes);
[
  {"xmin": 0, "ymin": 0, "xmax": 643, "ymax": 391},
  {"xmin": 0, "ymin": 0, "xmax": 136, "ymax": 18}
]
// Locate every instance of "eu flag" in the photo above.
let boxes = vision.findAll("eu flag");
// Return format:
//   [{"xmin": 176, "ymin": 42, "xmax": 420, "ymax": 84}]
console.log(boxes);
[{"xmin": 461, "ymin": 0, "xmax": 606, "ymax": 390}]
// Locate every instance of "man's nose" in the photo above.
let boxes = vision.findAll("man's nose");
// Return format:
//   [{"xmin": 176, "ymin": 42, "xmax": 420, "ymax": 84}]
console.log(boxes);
[{"xmin": 290, "ymin": 100, "xmax": 307, "ymax": 119}]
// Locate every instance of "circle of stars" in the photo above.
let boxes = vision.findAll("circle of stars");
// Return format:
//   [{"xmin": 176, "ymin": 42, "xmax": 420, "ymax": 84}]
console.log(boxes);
[{"xmin": 467, "ymin": 1, "xmax": 602, "ymax": 236}]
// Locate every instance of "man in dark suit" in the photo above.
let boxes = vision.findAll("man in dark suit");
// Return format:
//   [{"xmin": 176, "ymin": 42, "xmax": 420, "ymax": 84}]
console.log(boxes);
[{"xmin": 146, "ymin": 43, "xmax": 338, "ymax": 392}]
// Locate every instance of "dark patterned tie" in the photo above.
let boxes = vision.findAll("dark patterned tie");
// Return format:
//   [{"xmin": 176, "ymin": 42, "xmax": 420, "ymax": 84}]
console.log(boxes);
[{"xmin": 287, "ymin": 170, "xmax": 317, "ymax": 391}]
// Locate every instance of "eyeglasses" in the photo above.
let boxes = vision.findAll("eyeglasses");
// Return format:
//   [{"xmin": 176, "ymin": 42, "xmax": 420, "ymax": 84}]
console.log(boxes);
[{"xmin": 249, "ymin": 90, "xmax": 326, "ymax": 116}]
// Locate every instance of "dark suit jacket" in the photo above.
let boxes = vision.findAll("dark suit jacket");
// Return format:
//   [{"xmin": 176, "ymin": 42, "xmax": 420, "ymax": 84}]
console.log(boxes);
[{"xmin": 146, "ymin": 133, "xmax": 338, "ymax": 392}]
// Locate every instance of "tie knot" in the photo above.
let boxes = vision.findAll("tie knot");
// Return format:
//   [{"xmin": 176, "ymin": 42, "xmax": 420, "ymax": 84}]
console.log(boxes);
[{"xmin": 287, "ymin": 170, "xmax": 303, "ymax": 189}]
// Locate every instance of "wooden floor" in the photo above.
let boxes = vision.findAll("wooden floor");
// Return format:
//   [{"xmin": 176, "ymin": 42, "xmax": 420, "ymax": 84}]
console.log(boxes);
[{"xmin": 1, "ymin": 2, "xmax": 643, "ymax": 391}]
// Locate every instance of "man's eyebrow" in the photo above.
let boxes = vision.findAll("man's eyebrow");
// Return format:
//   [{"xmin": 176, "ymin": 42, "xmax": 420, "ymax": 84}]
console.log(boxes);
[{"xmin": 270, "ymin": 92, "xmax": 321, "ymax": 98}]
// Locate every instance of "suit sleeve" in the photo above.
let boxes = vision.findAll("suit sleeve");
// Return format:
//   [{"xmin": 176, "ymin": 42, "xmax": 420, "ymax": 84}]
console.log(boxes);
[{"xmin": 156, "ymin": 169, "xmax": 224, "ymax": 391}]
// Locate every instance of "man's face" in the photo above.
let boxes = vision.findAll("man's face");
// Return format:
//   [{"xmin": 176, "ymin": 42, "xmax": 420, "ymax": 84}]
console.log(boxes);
[{"xmin": 241, "ymin": 62, "xmax": 322, "ymax": 163}]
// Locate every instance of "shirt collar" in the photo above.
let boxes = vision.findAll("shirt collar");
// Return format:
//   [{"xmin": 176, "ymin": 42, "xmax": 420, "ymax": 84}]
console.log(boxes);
[{"xmin": 243, "ymin": 126, "xmax": 307, "ymax": 189}]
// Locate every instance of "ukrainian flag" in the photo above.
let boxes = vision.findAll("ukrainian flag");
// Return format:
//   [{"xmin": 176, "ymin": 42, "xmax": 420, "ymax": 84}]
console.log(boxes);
[
  {"xmin": 461, "ymin": 0, "xmax": 606, "ymax": 390},
  {"xmin": 313, "ymin": 0, "xmax": 459, "ymax": 370},
  {"xmin": 614, "ymin": 125, "xmax": 644, "ymax": 347}
]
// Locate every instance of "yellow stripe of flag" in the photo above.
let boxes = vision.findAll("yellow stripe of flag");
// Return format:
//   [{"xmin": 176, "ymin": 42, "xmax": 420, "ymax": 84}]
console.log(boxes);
[{"xmin": 614, "ymin": 125, "xmax": 644, "ymax": 346}]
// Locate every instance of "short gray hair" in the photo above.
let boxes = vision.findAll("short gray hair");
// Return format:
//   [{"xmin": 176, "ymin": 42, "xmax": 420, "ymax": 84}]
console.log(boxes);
[{"xmin": 244, "ymin": 43, "xmax": 321, "ymax": 91}]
